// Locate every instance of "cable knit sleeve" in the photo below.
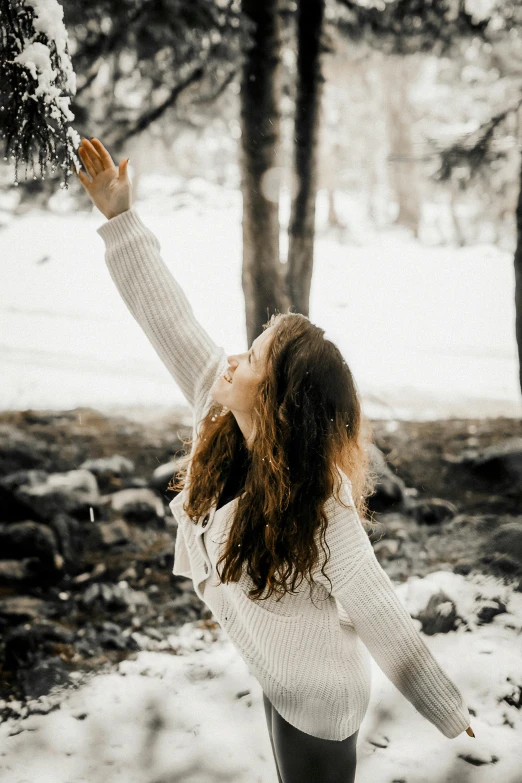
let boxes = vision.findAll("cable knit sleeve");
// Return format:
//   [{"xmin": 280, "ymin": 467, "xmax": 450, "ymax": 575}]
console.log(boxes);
[
  {"xmin": 96, "ymin": 207, "xmax": 227, "ymax": 409},
  {"xmin": 318, "ymin": 480, "xmax": 471, "ymax": 739}
]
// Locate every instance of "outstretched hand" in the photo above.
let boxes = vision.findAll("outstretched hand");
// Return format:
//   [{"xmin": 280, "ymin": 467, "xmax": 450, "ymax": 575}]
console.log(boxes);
[
  {"xmin": 76, "ymin": 138, "xmax": 132, "ymax": 221},
  {"xmin": 465, "ymin": 726, "xmax": 475, "ymax": 737}
]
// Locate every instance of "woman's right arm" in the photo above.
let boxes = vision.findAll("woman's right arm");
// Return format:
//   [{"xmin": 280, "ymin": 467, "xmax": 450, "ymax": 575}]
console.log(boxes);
[
  {"xmin": 77, "ymin": 138, "xmax": 226, "ymax": 409},
  {"xmin": 97, "ymin": 208, "xmax": 226, "ymax": 409}
]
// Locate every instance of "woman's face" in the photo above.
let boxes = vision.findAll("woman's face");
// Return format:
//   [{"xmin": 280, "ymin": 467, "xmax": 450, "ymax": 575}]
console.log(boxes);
[{"xmin": 210, "ymin": 326, "xmax": 276, "ymax": 414}]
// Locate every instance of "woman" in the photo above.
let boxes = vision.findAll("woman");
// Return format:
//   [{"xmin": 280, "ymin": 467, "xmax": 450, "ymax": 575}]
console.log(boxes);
[{"xmin": 77, "ymin": 138, "xmax": 475, "ymax": 783}]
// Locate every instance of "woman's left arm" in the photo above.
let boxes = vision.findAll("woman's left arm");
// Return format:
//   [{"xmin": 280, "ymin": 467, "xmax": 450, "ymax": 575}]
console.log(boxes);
[{"xmin": 319, "ymin": 483, "xmax": 472, "ymax": 739}]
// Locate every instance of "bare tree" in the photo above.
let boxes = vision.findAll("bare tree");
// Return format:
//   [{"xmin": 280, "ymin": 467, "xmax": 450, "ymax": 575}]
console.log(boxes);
[
  {"xmin": 285, "ymin": 0, "xmax": 326, "ymax": 318},
  {"xmin": 239, "ymin": 0, "xmax": 287, "ymax": 345},
  {"xmin": 381, "ymin": 54, "xmax": 421, "ymax": 237},
  {"xmin": 515, "ymin": 157, "xmax": 522, "ymax": 393}
]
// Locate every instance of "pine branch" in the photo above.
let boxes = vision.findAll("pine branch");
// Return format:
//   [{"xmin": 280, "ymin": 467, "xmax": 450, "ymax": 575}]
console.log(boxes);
[
  {"xmin": 191, "ymin": 67, "xmax": 238, "ymax": 106},
  {"xmin": 0, "ymin": 0, "xmax": 80, "ymax": 188},
  {"xmin": 334, "ymin": 0, "xmax": 497, "ymax": 56},
  {"xmin": 432, "ymin": 96, "xmax": 522, "ymax": 182},
  {"xmin": 105, "ymin": 64, "xmax": 207, "ymax": 147}
]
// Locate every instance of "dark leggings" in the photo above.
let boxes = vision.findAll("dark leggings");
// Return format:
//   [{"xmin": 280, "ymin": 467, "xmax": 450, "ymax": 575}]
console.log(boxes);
[{"xmin": 262, "ymin": 691, "xmax": 359, "ymax": 783}]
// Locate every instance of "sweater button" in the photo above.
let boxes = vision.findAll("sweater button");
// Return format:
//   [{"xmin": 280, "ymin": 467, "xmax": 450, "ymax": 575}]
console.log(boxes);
[{"xmin": 202, "ymin": 514, "xmax": 209, "ymax": 528}]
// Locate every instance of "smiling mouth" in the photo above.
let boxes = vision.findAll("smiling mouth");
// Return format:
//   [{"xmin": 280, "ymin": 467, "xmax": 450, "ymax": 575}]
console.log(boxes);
[{"xmin": 222, "ymin": 374, "xmax": 233, "ymax": 384}]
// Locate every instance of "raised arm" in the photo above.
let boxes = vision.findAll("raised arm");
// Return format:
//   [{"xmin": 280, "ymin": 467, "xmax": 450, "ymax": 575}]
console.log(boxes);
[
  {"xmin": 96, "ymin": 208, "xmax": 226, "ymax": 408},
  {"xmin": 317, "ymin": 480, "xmax": 472, "ymax": 739},
  {"xmin": 76, "ymin": 138, "xmax": 226, "ymax": 409}
]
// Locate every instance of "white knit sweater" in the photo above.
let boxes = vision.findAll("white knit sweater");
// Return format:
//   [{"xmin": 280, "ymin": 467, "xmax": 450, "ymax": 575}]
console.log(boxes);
[{"xmin": 97, "ymin": 207, "xmax": 472, "ymax": 741}]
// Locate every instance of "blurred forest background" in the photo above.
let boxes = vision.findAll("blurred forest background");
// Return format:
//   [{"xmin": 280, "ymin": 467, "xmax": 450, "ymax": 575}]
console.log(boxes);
[
  {"xmin": 3, "ymin": 0, "xmax": 522, "ymax": 248},
  {"xmin": 2, "ymin": 0, "xmax": 522, "ymax": 367},
  {"xmin": 2, "ymin": 2, "xmax": 522, "ymax": 782},
  {"xmin": 3, "ymin": 0, "xmax": 522, "ymax": 389}
]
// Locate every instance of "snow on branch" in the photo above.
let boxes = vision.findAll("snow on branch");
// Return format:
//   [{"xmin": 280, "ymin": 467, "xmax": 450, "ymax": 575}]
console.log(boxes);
[{"xmin": 0, "ymin": 0, "xmax": 81, "ymax": 188}]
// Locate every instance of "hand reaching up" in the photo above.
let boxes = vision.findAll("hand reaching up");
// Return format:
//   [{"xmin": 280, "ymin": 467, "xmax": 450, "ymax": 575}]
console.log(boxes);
[{"xmin": 76, "ymin": 138, "xmax": 132, "ymax": 221}]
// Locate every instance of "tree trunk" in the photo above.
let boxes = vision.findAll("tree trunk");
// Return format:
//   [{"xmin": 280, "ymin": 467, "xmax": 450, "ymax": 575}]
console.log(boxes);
[
  {"xmin": 239, "ymin": 0, "xmax": 286, "ymax": 346},
  {"xmin": 327, "ymin": 185, "xmax": 344, "ymax": 228},
  {"xmin": 382, "ymin": 55, "xmax": 421, "ymax": 238},
  {"xmin": 449, "ymin": 183, "xmax": 466, "ymax": 247},
  {"xmin": 514, "ymin": 157, "xmax": 522, "ymax": 394},
  {"xmin": 285, "ymin": 0, "xmax": 326, "ymax": 318}
]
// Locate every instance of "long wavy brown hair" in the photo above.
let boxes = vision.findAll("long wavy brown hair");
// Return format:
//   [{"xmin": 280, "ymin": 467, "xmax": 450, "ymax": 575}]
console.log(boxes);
[{"xmin": 169, "ymin": 311, "xmax": 378, "ymax": 603}]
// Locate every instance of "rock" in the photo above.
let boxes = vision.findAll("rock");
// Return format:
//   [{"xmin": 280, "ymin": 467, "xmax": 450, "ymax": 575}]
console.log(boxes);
[
  {"xmin": 80, "ymin": 455, "xmax": 135, "ymax": 492},
  {"xmin": 0, "ymin": 425, "xmax": 47, "ymax": 475},
  {"xmin": 80, "ymin": 581, "xmax": 150, "ymax": 612},
  {"xmin": 381, "ymin": 514, "xmax": 408, "ymax": 540},
  {"xmin": 502, "ymin": 682, "xmax": 522, "ymax": 709},
  {"xmin": 461, "ymin": 437, "xmax": 522, "ymax": 484},
  {"xmin": 81, "ymin": 582, "xmax": 125, "ymax": 611},
  {"xmin": 0, "ymin": 596, "xmax": 57, "ymax": 624},
  {"xmin": 457, "ymin": 752, "xmax": 499, "ymax": 767},
  {"xmin": 474, "ymin": 514, "xmax": 507, "ymax": 534},
  {"xmin": 367, "ymin": 731, "xmax": 389, "ymax": 749},
  {"xmin": 487, "ymin": 554, "xmax": 522, "ymax": 575},
  {"xmin": 18, "ymin": 656, "xmax": 71, "ymax": 699},
  {"xmin": 142, "ymin": 548, "xmax": 174, "ymax": 571},
  {"xmin": 445, "ymin": 514, "xmax": 479, "ymax": 532},
  {"xmin": 3, "ymin": 621, "xmax": 75, "ymax": 670},
  {"xmin": 80, "ymin": 454, "xmax": 135, "ymax": 477},
  {"xmin": 486, "ymin": 521, "xmax": 522, "ymax": 565},
  {"xmin": 122, "ymin": 476, "xmax": 149, "ymax": 489},
  {"xmin": 453, "ymin": 561, "xmax": 473, "ymax": 576},
  {"xmin": 100, "ymin": 620, "xmax": 123, "ymax": 635},
  {"xmin": 107, "ymin": 488, "xmax": 165, "ymax": 524},
  {"xmin": 71, "ymin": 562, "xmax": 107, "ymax": 585},
  {"xmin": 0, "ymin": 558, "xmax": 41, "ymax": 585},
  {"xmin": 373, "ymin": 538, "xmax": 400, "ymax": 559},
  {"xmin": 410, "ymin": 498, "xmax": 458, "ymax": 525},
  {"xmin": 414, "ymin": 591, "xmax": 459, "ymax": 635},
  {"xmin": 47, "ymin": 513, "xmax": 85, "ymax": 571},
  {"xmin": 75, "ymin": 627, "xmax": 103, "ymax": 657},
  {"xmin": 1, "ymin": 469, "xmax": 50, "ymax": 492},
  {"xmin": 97, "ymin": 621, "xmax": 128, "ymax": 650},
  {"xmin": 17, "ymin": 410, "xmax": 77, "ymax": 426},
  {"xmin": 0, "ymin": 521, "xmax": 62, "ymax": 573},
  {"xmin": 477, "ymin": 599, "xmax": 507, "ymax": 625},
  {"xmin": 366, "ymin": 445, "xmax": 407, "ymax": 512},
  {"xmin": 98, "ymin": 519, "xmax": 131, "ymax": 547},
  {"xmin": 0, "ymin": 469, "xmax": 49, "ymax": 522},
  {"xmin": 123, "ymin": 501, "xmax": 166, "ymax": 526},
  {"xmin": 118, "ymin": 565, "xmax": 138, "ymax": 582},
  {"xmin": 150, "ymin": 460, "xmax": 179, "ymax": 494},
  {"xmin": 14, "ymin": 469, "xmax": 100, "ymax": 521}
]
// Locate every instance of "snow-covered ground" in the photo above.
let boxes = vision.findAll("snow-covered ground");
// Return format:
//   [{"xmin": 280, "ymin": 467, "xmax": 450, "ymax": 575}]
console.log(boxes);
[
  {"xmin": 1, "ymin": 570, "xmax": 520, "ymax": 783},
  {"xmin": 1, "ymin": 179, "xmax": 521, "ymax": 422}
]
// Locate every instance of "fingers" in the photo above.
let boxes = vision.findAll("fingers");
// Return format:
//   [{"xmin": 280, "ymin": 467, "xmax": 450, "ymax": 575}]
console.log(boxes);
[
  {"xmin": 76, "ymin": 167, "xmax": 92, "ymax": 188},
  {"xmin": 90, "ymin": 138, "xmax": 116, "ymax": 169},
  {"xmin": 78, "ymin": 139, "xmax": 103, "ymax": 177},
  {"xmin": 76, "ymin": 138, "xmax": 119, "ymax": 189},
  {"xmin": 118, "ymin": 158, "xmax": 130, "ymax": 179}
]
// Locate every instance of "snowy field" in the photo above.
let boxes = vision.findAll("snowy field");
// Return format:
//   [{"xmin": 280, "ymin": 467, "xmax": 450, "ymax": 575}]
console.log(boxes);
[
  {"xmin": 0, "ymin": 570, "xmax": 520, "ymax": 783},
  {"xmin": 1, "ymin": 178, "xmax": 521, "ymax": 422}
]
